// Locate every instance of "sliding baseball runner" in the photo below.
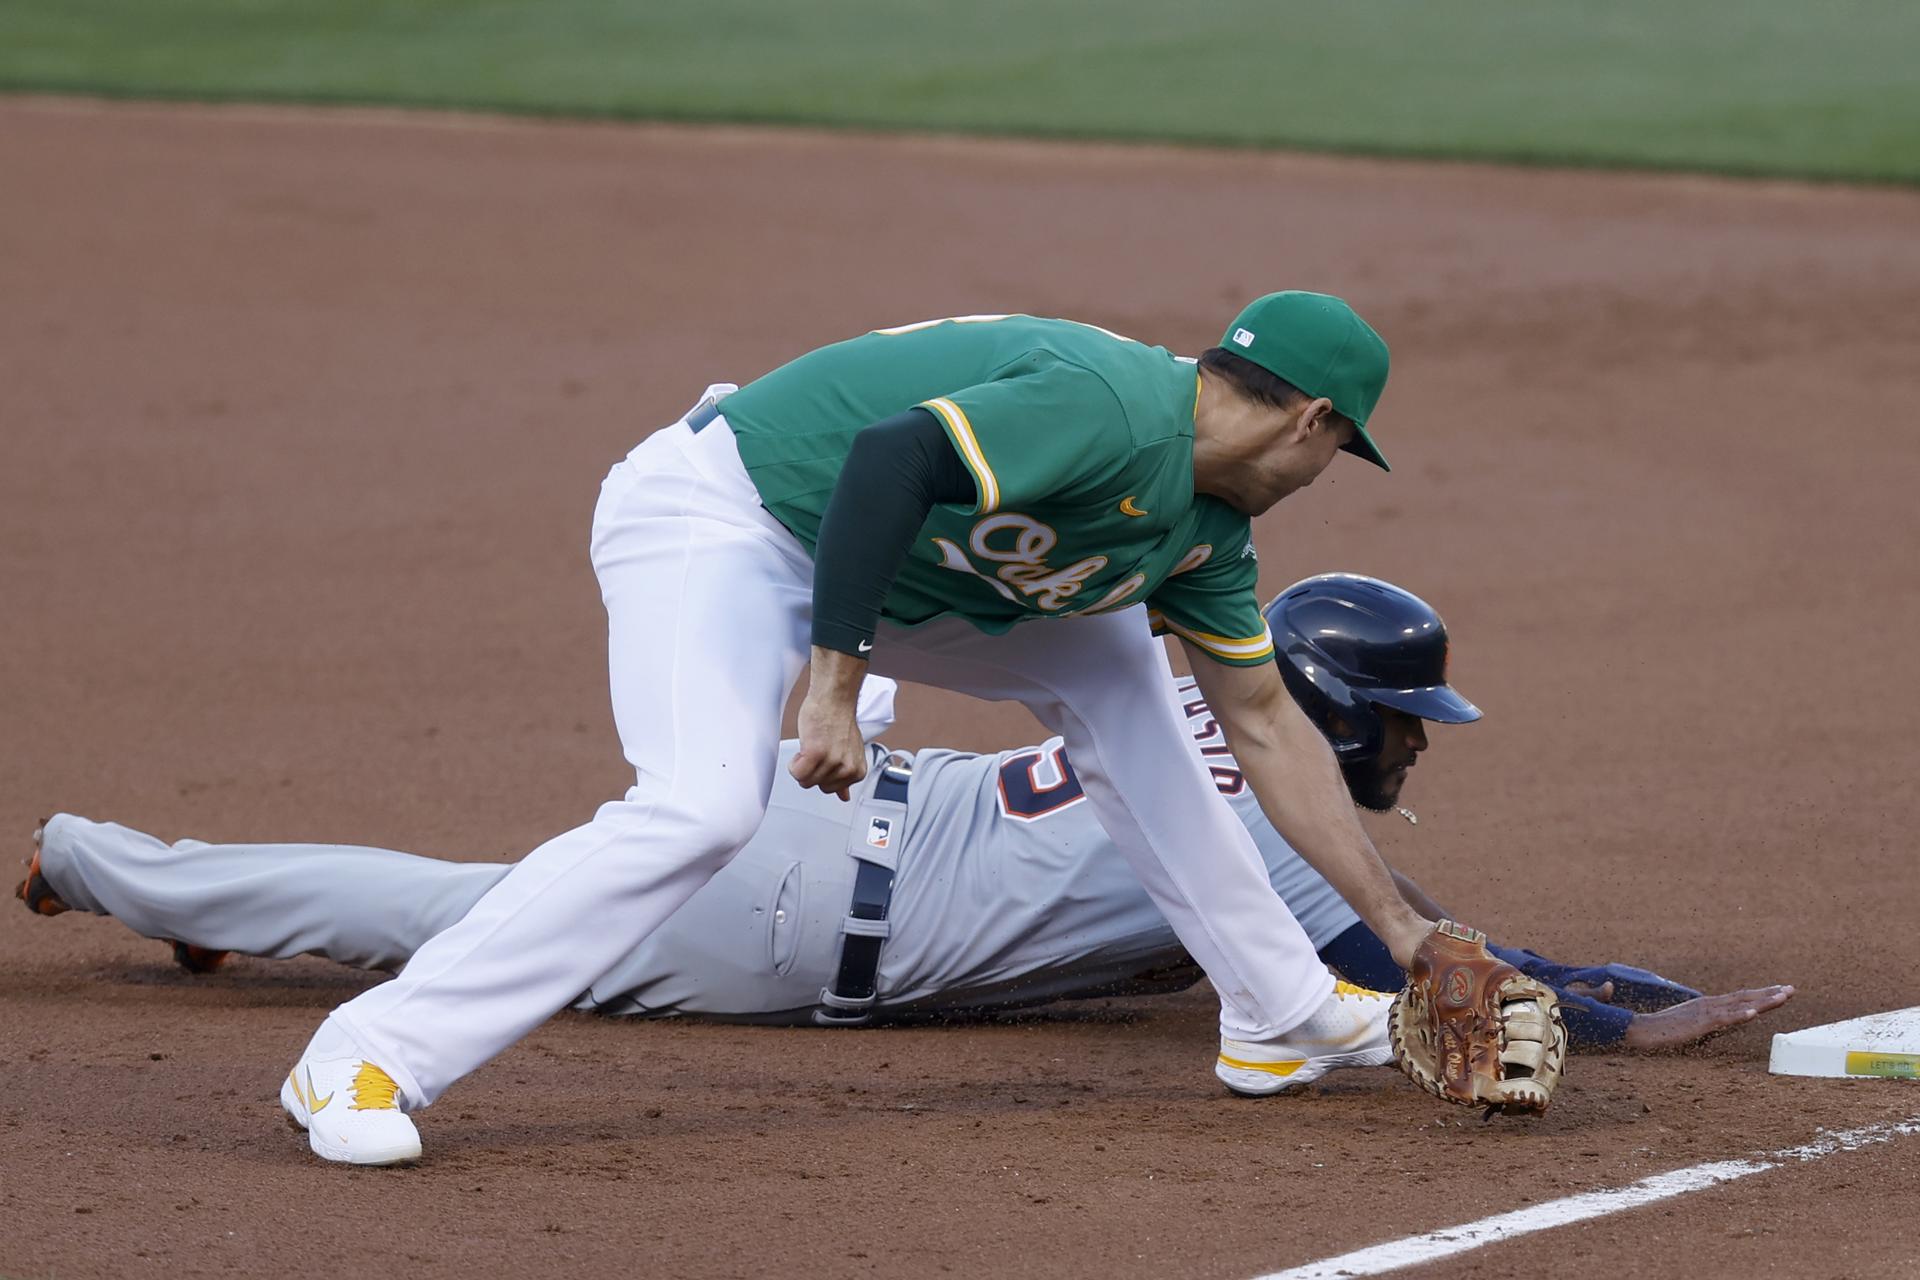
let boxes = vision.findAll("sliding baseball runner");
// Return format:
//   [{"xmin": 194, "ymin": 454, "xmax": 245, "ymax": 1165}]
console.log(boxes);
[{"xmin": 23, "ymin": 578, "xmax": 1781, "ymax": 1059}]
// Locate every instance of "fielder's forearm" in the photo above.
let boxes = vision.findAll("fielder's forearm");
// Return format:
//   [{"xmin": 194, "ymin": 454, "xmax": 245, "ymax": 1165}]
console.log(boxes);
[
  {"xmin": 1239, "ymin": 718, "xmax": 1431, "ymax": 966},
  {"xmin": 1391, "ymin": 868, "xmax": 1450, "ymax": 922},
  {"xmin": 805, "ymin": 644, "xmax": 870, "ymax": 711},
  {"xmin": 1187, "ymin": 651, "xmax": 1432, "ymax": 967}
]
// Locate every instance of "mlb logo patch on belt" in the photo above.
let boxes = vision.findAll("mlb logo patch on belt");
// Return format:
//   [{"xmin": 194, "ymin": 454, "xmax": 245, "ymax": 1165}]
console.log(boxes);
[{"xmin": 865, "ymin": 817, "xmax": 893, "ymax": 850}]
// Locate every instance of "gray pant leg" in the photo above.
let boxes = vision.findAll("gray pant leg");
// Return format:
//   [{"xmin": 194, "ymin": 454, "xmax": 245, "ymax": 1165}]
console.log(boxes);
[
  {"xmin": 39, "ymin": 813, "xmax": 508, "ymax": 972},
  {"xmin": 583, "ymin": 787, "xmax": 860, "ymax": 1022}
]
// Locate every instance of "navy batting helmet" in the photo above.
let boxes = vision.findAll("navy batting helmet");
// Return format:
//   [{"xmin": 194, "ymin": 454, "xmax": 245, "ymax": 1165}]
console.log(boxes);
[{"xmin": 1263, "ymin": 573, "xmax": 1481, "ymax": 764}]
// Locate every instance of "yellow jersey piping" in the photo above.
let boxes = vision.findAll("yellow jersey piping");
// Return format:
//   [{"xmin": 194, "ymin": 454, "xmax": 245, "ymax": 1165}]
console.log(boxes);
[{"xmin": 922, "ymin": 397, "xmax": 1000, "ymax": 513}]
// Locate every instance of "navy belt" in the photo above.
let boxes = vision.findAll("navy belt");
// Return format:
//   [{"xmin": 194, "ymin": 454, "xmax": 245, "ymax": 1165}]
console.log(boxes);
[
  {"xmin": 813, "ymin": 764, "xmax": 909, "ymax": 1026},
  {"xmin": 686, "ymin": 395, "xmax": 727, "ymax": 433}
]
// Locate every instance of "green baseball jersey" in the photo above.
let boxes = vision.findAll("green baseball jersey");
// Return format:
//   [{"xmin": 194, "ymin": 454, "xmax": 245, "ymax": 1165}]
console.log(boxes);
[{"xmin": 722, "ymin": 314, "xmax": 1274, "ymax": 665}]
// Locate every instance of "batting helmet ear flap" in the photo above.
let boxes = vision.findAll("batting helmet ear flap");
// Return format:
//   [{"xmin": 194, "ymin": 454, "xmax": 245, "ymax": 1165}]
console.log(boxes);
[{"xmin": 1276, "ymin": 635, "xmax": 1386, "ymax": 763}]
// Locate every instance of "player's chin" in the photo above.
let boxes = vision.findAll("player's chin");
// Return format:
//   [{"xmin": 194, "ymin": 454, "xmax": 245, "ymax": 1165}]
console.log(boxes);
[{"xmin": 1352, "ymin": 775, "xmax": 1403, "ymax": 812}]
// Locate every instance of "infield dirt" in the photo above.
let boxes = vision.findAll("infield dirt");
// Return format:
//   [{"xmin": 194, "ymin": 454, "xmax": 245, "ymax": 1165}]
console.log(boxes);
[{"xmin": 3, "ymin": 99, "xmax": 1918, "ymax": 1280}]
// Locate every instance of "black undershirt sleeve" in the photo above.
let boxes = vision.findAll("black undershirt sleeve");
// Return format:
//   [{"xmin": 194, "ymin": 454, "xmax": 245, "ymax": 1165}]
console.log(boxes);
[{"xmin": 811, "ymin": 407, "xmax": 978, "ymax": 656}]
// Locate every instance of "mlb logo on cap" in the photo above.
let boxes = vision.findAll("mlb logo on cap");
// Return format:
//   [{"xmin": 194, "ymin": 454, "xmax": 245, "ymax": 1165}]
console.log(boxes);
[
  {"xmin": 1231, "ymin": 327, "xmax": 1256, "ymax": 348},
  {"xmin": 865, "ymin": 818, "xmax": 892, "ymax": 850}
]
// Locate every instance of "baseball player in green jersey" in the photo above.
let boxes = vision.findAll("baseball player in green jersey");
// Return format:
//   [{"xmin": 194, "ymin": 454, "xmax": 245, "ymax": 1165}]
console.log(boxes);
[{"xmin": 274, "ymin": 293, "xmax": 1445, "ymax": 1166}]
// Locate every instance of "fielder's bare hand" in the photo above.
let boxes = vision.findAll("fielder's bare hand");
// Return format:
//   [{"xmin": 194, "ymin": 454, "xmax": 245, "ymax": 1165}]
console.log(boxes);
[{"xmin": 792, "ymin": 646, "xmax": 871, "ymax": 799}]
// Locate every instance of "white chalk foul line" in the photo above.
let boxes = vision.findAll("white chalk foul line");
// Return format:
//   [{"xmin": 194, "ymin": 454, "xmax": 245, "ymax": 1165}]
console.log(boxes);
[{"xmin": 1256, "ymin": 1113, "xmax": 1920, "ymax": 1280}]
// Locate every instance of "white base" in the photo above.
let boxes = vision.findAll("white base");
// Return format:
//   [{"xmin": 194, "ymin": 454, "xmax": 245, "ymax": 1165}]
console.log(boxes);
[{"xmin": 1769, "ymin": 1006, "xmax": 1920, "ymax": 1079}]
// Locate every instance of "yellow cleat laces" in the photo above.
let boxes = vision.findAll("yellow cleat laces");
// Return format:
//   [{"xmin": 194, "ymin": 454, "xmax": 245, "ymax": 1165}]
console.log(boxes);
[{"xmin": 349, "ymin": 1062, "xmax": 402, "ymax": 1111}]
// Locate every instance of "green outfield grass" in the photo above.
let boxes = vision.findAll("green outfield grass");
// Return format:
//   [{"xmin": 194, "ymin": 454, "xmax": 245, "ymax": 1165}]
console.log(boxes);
[{"xmin": 3, "ymin": 0, "xmax": 1917, "ymax": 183}]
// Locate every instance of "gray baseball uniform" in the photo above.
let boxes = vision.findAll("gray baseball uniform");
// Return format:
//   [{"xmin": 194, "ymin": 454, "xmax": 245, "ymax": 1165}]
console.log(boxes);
[{"xmin": 39, "ymin": 675, "xmax": 1360, "ymax": 1023}]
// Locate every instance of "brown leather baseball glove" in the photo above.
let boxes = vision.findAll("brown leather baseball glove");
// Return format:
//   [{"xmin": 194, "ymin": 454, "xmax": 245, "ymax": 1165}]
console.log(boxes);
[{"xmin": 1389, "ymin": 920, "xmax": 1568, "ymax": 1116}]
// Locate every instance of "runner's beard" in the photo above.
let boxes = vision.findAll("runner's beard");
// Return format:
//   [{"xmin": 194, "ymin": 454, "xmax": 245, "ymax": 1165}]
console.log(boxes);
[{"xmin": 1342, "ymin": 755, "xmax": 1403, "ymax": 814}]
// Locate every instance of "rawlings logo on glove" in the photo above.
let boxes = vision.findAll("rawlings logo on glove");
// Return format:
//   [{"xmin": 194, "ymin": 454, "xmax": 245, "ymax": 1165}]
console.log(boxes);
[{"xmin": 1389, "ymin": 920, "xmax": 1568, "ymax": 1116}]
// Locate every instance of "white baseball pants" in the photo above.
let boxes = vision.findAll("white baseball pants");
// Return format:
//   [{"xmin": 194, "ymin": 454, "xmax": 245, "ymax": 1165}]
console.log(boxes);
[
  {"xmin": 868, "ymin": 615, "xmax": 1332, "ymax": 1042},
  {"xmin": 327, "ymin": 390, "xmax": 1328, "ymax": 1107}
]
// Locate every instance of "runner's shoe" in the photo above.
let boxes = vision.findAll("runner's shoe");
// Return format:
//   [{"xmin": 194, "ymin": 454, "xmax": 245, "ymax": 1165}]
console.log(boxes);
[
  {"xmin": 16, "ymin": 820, "xmax": 69, "ymax": 916},
  {"xmin": 169, "ymin": 941, "xmax": 231, "ymax": 974}
]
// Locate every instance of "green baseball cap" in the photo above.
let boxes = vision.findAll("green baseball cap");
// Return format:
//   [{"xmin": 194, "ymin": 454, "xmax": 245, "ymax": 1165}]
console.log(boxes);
[{"xmin": 1219, "ymin": 291, "xmax": 1392, "ymax": 471}]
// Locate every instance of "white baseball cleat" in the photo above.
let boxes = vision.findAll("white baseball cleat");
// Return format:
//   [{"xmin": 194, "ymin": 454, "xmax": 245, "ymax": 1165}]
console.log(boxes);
[
  {"xmin": 1215, "ymin": 979, "xmax": 1397, "ymax": 1097},
  {"xmin": 280, "ymin": 1052, "xmax": 421, "ymax": 1166}
]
